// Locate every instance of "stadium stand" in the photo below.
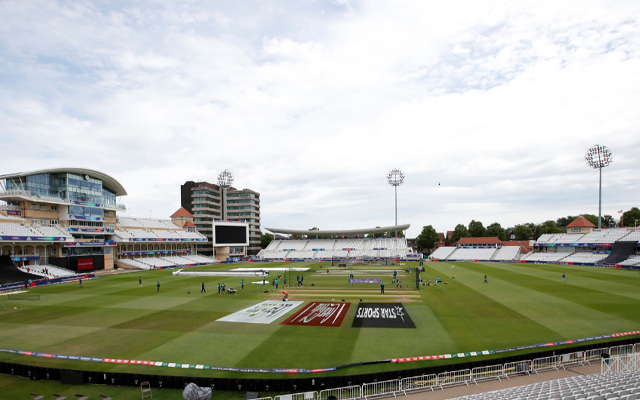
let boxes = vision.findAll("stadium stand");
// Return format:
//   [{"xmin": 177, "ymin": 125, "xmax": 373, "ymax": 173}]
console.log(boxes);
[
  {"xmin": 429, "ymin": 246, "xmax": 456, "ymax": 260},
  {"xmin": 447, "ymin": 247, "xmax": 497, "ymax": 261},
  {"xmin": 492, "ymin": 246, "xmax": 521, "ymax": 261},
  {"xmin": 0, "ymin": 255, "xmax": 41, "ymax": 284},
  {"xmin": 0, "ymin": 222, "xmax": 39, "ymax": 236},
  {"xmin": 259, "ymin": 237, "xmax": 413, "ymax": 260},
  {"xmin": 560, "ymin": 252, "xmax": 609, "ymax": 264},
  {"xmin": 521, "ymin": 252, "xmax": 570, "ymax": 262},
  {"xmin": 449, "ymin": 370, "xmax": 640, "ymax": 400},
  {"xmin": 620, "ymin": 255, "xmax": 640, "ymax": 266}
]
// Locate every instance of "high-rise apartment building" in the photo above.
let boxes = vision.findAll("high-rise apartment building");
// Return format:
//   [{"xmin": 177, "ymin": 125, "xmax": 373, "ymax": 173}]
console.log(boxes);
[{"xmin": 180, "ymin": 181, "xmax": 261, "ymax": 255}]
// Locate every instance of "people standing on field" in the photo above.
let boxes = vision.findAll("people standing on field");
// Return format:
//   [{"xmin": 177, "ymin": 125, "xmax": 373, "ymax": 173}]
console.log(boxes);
[{"xmin": 562, "ymin": 273, "xmax": 566, "ymax": 282}]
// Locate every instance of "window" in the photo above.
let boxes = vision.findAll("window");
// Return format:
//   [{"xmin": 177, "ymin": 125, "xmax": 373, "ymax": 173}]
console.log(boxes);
[
  {"xmin": 51, "ymin": 205, "xmax": 58, "ymax": 211},
  {"xmin": 31, "ymin": 204, "xmax": 38, "ymax": 210}
]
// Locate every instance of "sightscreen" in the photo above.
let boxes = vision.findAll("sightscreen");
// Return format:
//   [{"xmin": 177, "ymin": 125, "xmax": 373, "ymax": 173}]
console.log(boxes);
[{"xmin": 214, "ymin": 225, "xmax": 248, "ymax": 245}]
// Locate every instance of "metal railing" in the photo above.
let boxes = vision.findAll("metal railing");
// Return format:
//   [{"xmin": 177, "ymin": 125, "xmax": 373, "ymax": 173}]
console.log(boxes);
[
  {"xmin": 532, "ymin": 356, "xmax": 560, "ymax": 373},
  {"xmin": 362, "ymin": 379, "xmax": 400, "ymax": 399},
  {"xmin": 278, "ymin": 344, "xmax": 640, "ymax": 400},
  {"xmin": 503, "ymin": 360, "xmax": 531, "ymax": 377},
  {"xmin": 601, "ymin": 353, "xmax": 640, "ymax": 374},
  {"xmin": 471, "ymin": 364, "xmax": 504, "ymax": 383},
  {"xmin": 400, "ymin": 374, "xmax": 437, "ymax": 394},
  {"xmin": 319, "ymin": 385, "xmax": 362, "ymax": 400}
]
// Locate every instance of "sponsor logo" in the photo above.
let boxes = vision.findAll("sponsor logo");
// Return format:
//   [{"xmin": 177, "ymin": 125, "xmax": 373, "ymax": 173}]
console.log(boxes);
[
  {"xmin": 352, "ymin": 303, "xmax": 416, "ymax": 328},
  {"xmin": 281, "ymin": 302, "xmax": 350, "ymax": 327},
  {"xmin": 217, "ymin": 300, "xmax": 303, "ymax": 324}
]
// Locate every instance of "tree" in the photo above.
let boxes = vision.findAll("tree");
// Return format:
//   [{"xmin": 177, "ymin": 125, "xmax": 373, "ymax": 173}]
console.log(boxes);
[
  {"xmin": 513, "ymin": 225, "xmax": 534, "ymax": 240},
  {"xmin": 602, "ymin": 214, "xmax": 616, "ymax": 227},
  {"xmin": 416, "ymin": 225, "xmax": 440, "ymax": 252},
  {"xmin": 534, "ymin": 220, "xmax": 563, "ymax": 239},
  {"xmin": 582, "ymin": 214, "xmax": 598, "ymax": 226},
  {"xmin": 468, "ymin": 220, "xmax": 486, "ymax": 237},
  {"xmin": 622, "ymin": 207, "xmax": 640, "ymax": 227},
  {"xmin": 486, "ymin": 222, "xmax": 507, "ymax": 241},
  {"xmin": 260, "ymin": 232, "xmax": 274, "ymax": 249},
  {"xmin": 450, "ymin": 224, "xmax": 471, "ymax": 244}
]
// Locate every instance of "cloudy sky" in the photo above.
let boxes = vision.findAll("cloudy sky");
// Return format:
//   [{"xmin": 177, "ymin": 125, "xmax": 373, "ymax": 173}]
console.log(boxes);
[{"xmin": 1, "ymin": 0, "xmax": 639, "ymax": 237}]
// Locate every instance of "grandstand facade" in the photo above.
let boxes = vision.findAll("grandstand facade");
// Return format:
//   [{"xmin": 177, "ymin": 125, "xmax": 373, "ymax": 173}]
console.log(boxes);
[
  {"xmin": 0, "ymin": 168, "xmax": 212, "ymax": 274},
  {"xmin": 181, "ymin": 181, "xmax": 261, "ymax": 256},
  {"xmin": 260, "ymin": 225, "xmax": 416, "ymax": 260},
  {"xmin": 430, "ymin": 227, "xmax": 640, "ymax": 267}
]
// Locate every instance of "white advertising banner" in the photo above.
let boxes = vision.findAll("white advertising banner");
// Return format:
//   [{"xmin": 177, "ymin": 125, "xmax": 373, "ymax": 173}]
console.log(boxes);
[{"xmin": 217, "ymin": 300, "xmax": 304, "ymax": 324}]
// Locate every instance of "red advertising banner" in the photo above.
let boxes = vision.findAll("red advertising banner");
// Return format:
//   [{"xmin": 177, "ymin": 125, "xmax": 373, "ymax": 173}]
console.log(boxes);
[
  {"xmin": 77, "ymin": 258, "xmax": 94, "ymax": 270},
  {"xmin": 280, "ymin": 302, "xmax": 350, "ymax": 327}
]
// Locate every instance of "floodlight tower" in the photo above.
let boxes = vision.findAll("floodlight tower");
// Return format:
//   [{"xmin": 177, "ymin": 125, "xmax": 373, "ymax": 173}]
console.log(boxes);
[
  {"xmin": 585, "ymin": 145, "xmax": 612, "ymax": 230},
  {"xmin": 387, "ymin": 168, "xmax": 405, "ymax": 237},
  {"xmin": 217, "ymin": 169, "xmax": 234, "ymax": 220}
]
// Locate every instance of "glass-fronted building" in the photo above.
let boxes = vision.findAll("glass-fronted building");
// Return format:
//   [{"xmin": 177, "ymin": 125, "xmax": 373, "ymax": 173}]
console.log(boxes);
[{"xmin": 0, "ymin": 168, "xmax": 127, "ymax": 270}]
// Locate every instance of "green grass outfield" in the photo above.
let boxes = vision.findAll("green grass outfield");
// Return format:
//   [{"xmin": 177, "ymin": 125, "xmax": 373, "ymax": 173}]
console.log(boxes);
[{"xmin": 1, "ymin": 261, "xmax": 639, "ymax": 382}]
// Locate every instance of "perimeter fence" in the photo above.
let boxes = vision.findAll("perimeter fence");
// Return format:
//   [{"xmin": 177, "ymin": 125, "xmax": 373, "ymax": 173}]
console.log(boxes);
[
  {"xmin": 1, "ymin": 340, "xmax": 639, "ymax": 394},
  {"xmin": 254, "ymin": 343, "xmax": 640, "ymax": 400}
]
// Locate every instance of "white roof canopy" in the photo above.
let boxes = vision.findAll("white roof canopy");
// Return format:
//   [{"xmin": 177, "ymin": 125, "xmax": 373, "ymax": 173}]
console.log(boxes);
[{"xmin": 265, "ymin": 224, "xmax": 410, "ymax": 237}]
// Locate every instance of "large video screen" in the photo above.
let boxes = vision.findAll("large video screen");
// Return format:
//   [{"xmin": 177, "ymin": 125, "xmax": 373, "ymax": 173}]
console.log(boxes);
[{"xmin": 214, "ymin": 225, "xmax": 248, "ymax": 245}]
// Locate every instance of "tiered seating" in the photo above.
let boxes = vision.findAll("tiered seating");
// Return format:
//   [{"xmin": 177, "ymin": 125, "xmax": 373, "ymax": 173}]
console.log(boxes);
[
  {"xmin": 183, "ymin": 255, "xmax": 216, "ymax": 264},
  {"xmin": 318, "ymin": 250, "xmax": 349, "ymax": 258},
  {"xmin": 41, "ymin": 264, "xmax": 76, "ymax": 277},
  {"xmin": 36, "ymin": 225, "xmax": 72, "ymax": 238},
  {"xmin": 278, "ymin": 240, "xmax": 309, "ymax": 250},
  {"xmin": 261, "ymin": 251, "xmax": 287, "ymax": 259},
  {"xmin": 448, "ymin": 248, "xmax": 497, "ymax": 261},
  {"xmin": 553, "ymin": 233, "xmax": 586, "ymax": 244},
  {"xmin": 621, "ymin": 231, "xmax": 640, "ymax": 243},
  {"xmin": 139, "ymin": 219, "xmax": 171, "ymax": 229},
  {"xmin": 154, "ymin": 230, "xmax": 184, "ymax": 239},
  {"xmin": 620, "ymin": 255, "xmax": 640, "ymax": 266},
  {"xmin": 135, "ymin": 257, "xmax": 174, "ymax": 268},
  {"xmin": 561, "ymin": 252, "xmax": 609, "ymax": 263},
  {"xmin": 117, "ymin": 258, "xmax": 153, "ymax": 270},
  {"xmin": 160, "ymin": 256, "xmax": 194, "ymax": 265},
  {"xmin": 451, "ymin": 370, "xmax": 640, "ymax": 400},
  {"xmin": 492, "ymin": 246, "xmax": 521, "ymax": 261},
  {"xmin": 535, "ymin": 234, "xmax": 556, "ymax": 243},
  {"xmin": 522, "ymin": 252, "xmax": 569, "ymax": 262},
  {"xmin": 260, "ymin": 237, "xmax": 413, "ymax": 260},
  {"xmin": 113, "ymin": 229, "xmax": 135, "ymax": 239},
  {"xmin": 429, "ymin": 246, "xmax": 456, "ymax": 260},
  {"xmin": 161, "ymin": 220, "xmax": 180, "ymax": 229},
  {"xmin": 578, "ymin": 230, "xmax": 627, "ymax": 243},
  {"xmin": 176, "ymin": 230, "xmax": 206, "ymax": 239},
  {"xmin": 304, "ymin": 239, "xmax": 336, "ymax": 250},
  {"xmin": 128, "ymin": 229, "xmax": 159, "ymax": 239},
  {"xmin": 117, "ymin": 217, "xmax": 144, "ymax": 228},
  {"xmin": 286, "ymin": 251, "xmax": 316, "ymax": 259},
  {"xmin": 0, "ymin": 222, "xmax": 38, "ymax": 236},
  {"xmin": 18, "ymin": 265, "xmax": 77, "ymax": 278}
]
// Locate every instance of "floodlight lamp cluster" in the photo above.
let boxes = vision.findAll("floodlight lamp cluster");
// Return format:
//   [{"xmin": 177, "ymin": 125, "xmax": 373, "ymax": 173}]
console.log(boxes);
[
  {"xmin": 585, "ymin": 145, "xmax": 612, "ymax": 169},
  {"xmin": 387, "ymin": 168, "xmax": 405, "ymax": 187},
  {"xmin": 217, "ymin": 169, "xmax": 234, "ymax": 189}
]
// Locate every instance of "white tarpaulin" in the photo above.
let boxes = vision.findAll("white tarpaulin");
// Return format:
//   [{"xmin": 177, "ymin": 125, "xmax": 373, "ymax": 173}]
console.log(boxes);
[{"xmin": 216, "ymin": 300, "xmax": 303, "ymax": 324}]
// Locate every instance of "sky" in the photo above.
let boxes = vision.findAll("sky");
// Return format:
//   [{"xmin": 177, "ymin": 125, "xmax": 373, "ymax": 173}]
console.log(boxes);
[{"xmin": 1, "ymin": 0, "xmax": 639, "ymax": 237}]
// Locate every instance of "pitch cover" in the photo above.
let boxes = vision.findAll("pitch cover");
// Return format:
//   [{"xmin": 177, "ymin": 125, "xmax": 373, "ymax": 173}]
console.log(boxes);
[
  {"xmin": 351, "ymin": 303, "xmax": 416, "ymax": 328},
  {"xmin": 280, "ymin": 302, "xmax": 350, "ymax": 327}
]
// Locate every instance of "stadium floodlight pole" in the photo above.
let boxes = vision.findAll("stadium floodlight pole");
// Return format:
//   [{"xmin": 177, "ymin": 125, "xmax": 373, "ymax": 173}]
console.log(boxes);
[
  {"xmin": 387, "ymin": 168, "xmax": 405, "ymax": 237},
  {"xmin": 585, "ymin": 145, "xmax": 612, "ymax": 230},
  {"xmin": 217, "ymin": 169, "xmax": 234, "ymax": 220}
]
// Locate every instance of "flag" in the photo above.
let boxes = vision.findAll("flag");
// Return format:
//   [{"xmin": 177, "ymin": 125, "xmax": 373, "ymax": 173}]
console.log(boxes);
[{"xmin": 618, "ymin": 209, "xmax": 623, "ymax": 213}]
